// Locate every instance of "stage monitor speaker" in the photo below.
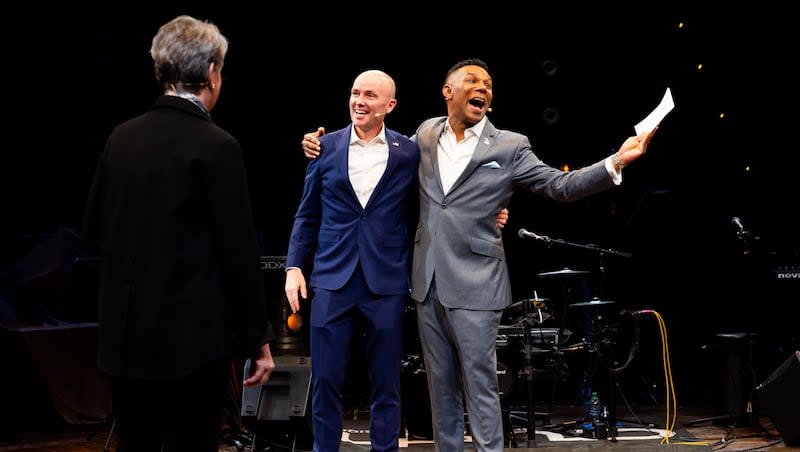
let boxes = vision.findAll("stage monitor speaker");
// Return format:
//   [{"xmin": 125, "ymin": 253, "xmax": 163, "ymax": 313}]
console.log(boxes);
[
  {"xmin": 241, "ymin": 355, "xmax": 311, "ymax": 421},
  {"xmin": 757, "ymin": 351, "xmax": 800, "ymax": 446}
]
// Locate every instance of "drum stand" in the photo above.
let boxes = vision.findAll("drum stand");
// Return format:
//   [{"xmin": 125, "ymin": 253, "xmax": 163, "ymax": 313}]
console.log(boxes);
[
  {"xmin": 520, "ymin": 297, "xmax": 538, "ymax": 447},
  {"xmin": 500, "ymin": 295, "xmax": 558, "ymax": 447}
]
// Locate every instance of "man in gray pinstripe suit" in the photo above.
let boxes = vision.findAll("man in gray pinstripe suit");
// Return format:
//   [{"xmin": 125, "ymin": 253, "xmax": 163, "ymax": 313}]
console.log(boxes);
[{"xmin": 302, "ymin": 58, "xmax": 656, "ymax": 451}]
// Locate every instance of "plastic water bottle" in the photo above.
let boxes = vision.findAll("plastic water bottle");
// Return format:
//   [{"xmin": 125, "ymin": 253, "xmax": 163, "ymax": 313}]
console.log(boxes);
[
  {"xmin": 587, "ymin": 391, "xmax": 601, "ymax": 424},
  {"xmin": 581, "ymin": 391, "xmax": 603, "ymax": 438}
]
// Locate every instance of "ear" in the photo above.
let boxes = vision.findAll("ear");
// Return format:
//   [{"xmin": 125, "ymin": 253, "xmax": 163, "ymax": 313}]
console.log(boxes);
[
  {"xmin": 207, "ymin": 61, "xmax": 221, "ymax": 88},
  {"xmin": 384, "ymin": 98, "xmax": 398, "ymax": 114},
  {"xmin": 442, "ymin": 84, "xmax": 452, "ymax": 101}
]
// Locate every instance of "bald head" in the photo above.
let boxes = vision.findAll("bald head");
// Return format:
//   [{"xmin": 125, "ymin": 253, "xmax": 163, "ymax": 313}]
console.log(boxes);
[
  {"xmin": 349, "ymin": 69, "xmax": 397, "ymax": 140},
  {"xmin": 354, "ymin": 70, "xmax": 396, "ymax": 98}
]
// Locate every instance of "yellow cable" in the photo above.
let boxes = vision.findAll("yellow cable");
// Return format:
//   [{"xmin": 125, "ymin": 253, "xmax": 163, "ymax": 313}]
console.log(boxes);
[{"xmin": 648, "ymin": 310, "xmax": 714, "ymax": 446}]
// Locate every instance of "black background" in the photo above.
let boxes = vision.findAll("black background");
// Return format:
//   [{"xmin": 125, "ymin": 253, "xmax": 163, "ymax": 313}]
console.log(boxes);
[{"xmin": 2, "ymin": 3, "xmax": 798, "ymax": 406}]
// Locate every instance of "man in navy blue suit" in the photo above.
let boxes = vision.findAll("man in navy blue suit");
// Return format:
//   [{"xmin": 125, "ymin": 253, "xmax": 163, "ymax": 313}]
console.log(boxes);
[{"xmin": 284, "ymin": 69, "xmax": 419, "ymax": 452}]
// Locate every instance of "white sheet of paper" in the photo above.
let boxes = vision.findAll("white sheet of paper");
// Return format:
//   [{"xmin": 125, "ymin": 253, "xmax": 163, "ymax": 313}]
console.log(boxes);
[{"xmin": 635, "ymin": 87, "xmax": 674, "ymax": 135}]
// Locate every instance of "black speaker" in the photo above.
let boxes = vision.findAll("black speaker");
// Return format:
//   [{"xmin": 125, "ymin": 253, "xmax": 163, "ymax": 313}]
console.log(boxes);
[
  {"xmin": 241, "ymin": 355, "xmax": 311, "ymax": 421},
  {"xmin": 713, "ymin": 333, "xmax": 755, "ymax": 423},
  {"xmin": 240, "ymin": 355, "xmax": 313, "ymax": 450},
  {"xmin": 757, "ymin": 351, "xmax": 800, "ymax": 446}
]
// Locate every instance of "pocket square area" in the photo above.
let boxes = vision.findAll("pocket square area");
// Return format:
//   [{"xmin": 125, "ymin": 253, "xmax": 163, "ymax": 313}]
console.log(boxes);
[{"xmin": 481, "ymin": 161, "xmax": 502, "ymax": 169}]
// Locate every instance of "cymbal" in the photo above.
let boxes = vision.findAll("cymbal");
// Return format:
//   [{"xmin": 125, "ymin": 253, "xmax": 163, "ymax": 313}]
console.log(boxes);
[
  {"xmin": 537, "ymin": 267, "xmax": 590, "ymax": 278},
  {"xmin": 569, "ymin": 298, "xmax": 616, "ymax": 308}
]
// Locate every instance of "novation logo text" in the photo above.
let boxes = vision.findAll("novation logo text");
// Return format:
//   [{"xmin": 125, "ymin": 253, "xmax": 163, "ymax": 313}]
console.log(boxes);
[{"xmin": 774, "ymin": 266, "xmax": 800, "ymax": 279}]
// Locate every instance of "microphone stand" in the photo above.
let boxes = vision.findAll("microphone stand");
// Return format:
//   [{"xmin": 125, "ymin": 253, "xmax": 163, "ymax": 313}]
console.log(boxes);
[
  {"xmin": 520, "ymin": 231, "xmax": 631, "ymax": 299},
  {"xmin": 687, "ymin": 223, "xmax": 759, "ymax": 428},
  {"xmin": 531, "ymin": 235, "xmax": 633, "ymax": 261}
]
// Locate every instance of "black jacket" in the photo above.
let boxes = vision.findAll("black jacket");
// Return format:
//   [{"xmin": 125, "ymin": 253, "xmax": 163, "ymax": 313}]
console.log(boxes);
[{"xmin": 82, "ymin": 95, "xmax": 274, "ymax": 380}]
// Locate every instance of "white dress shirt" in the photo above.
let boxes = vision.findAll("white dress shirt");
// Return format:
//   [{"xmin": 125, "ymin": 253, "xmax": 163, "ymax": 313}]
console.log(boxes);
[
  {"xmin": 438, "ymin": 117, "xmax": 487, "ymax": 194},
  {"xmin": 349, "ymin": 125, "xmax": 389, "ymax": 208}
]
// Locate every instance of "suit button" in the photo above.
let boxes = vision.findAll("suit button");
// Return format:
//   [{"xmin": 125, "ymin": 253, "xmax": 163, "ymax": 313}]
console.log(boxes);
[
  {"xmin": 441, "ymin": 203, "xmax": 447, "ymax": 209},
  {"xmin": 361, "ymin": 212, "xmax": 366, "ymax": 218}
]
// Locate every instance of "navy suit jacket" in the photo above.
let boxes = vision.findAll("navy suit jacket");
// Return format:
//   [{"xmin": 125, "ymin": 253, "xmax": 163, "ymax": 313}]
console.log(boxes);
[{"xmin": 286, "ymin": 125, "xmax": 419, "ymax": 295}]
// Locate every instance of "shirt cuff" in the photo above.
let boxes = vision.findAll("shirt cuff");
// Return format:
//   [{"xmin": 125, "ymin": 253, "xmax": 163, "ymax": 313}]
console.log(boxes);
[{"xmin": 605, "ymin": 156, "xmax": 622, "ymax": 185}]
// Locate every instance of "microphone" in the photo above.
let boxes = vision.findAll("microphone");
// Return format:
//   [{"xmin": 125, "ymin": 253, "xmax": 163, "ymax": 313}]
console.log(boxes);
[
  {"xmin": 731, "ymin": 216, "xmax": 748, "ymax": 235},
  {"xmin": 374, "ymin": 112, "xmax": 385, "ymax": 117},
  {"xmin": 487, "ymin": 107, "xmax": 493, "ymax": 113},
  {"xmin": 518, "ymin": 228, "xmax": 550, "ymax": 242}
]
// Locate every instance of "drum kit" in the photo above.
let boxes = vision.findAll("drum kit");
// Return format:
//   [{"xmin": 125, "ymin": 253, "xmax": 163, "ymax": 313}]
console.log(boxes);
[
  {"xmin": 497, "ymin": 267, "xmax": 624, "ymax": 445},
  {"xmin": 498, "ymin": 267, "xmax": 612, "ymax": 354}
]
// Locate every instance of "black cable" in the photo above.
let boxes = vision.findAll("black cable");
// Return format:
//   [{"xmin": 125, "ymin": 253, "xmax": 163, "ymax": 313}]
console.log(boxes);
[{"xmin": 602, "ymin": 313, "xmax": 641, "ymax": 374}]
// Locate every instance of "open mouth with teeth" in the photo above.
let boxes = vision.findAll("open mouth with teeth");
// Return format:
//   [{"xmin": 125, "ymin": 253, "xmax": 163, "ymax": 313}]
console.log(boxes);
[{"xmin": 469, "ymin": 98, "xmax": 486, "ymax": 109}]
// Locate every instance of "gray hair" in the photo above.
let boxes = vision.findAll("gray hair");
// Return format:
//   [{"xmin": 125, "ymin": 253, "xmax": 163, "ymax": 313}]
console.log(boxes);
[{"xmin": 150, "ymin": 15, "xmax": 228, "ymax": 93}]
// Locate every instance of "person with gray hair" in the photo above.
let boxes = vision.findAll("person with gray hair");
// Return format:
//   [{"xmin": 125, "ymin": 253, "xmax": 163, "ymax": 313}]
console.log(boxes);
[{"xmin": 82, "ymin": 15, "xmax": 275, "ymax": 451}]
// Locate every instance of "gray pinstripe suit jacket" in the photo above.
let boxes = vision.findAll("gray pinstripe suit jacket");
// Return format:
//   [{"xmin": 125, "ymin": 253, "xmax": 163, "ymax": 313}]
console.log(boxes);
[{"xmin": 410, "ymin": 116, "xmax": 615, "ymax": 310}]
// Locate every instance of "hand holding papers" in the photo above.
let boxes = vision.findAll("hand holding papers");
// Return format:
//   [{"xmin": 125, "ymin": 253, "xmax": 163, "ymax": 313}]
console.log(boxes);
[
  {"xmin": 610, "ymin": 90, "xmax": 670, "ymax": 173},
  {"xmin": 635, "ymin": 87, "xmax": 674, "ymax": 135}
]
